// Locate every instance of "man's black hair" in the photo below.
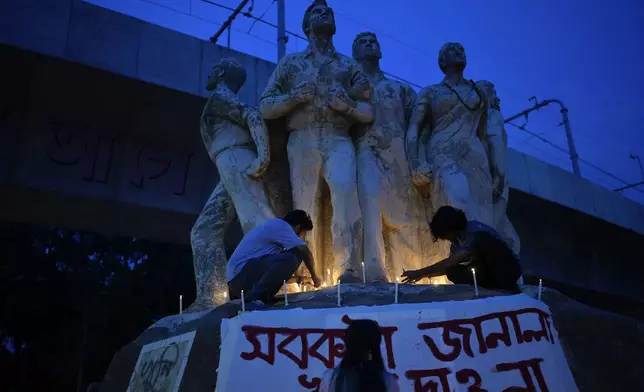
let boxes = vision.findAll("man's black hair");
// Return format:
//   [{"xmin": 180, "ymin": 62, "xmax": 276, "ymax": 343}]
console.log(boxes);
[
  {"xmin": 283, "ymin": 210, "xmax": 313, "ymax": 231},
  {"xmin": 430, "ymin": 206, "xmax": 468, "ymax": 240}
]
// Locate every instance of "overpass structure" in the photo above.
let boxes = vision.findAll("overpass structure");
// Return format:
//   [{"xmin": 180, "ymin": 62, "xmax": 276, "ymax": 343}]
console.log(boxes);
[{"xmin": 1, "ymin": 0, "xmax": 643, "ymax": 300}]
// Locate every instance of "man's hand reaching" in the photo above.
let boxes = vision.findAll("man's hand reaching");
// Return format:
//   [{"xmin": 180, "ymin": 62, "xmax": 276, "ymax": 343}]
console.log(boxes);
[
  {"xmin": 401, "ymin": 269, "xmax": 426, "ymax": 284},
  {"xmin": 312, "ymin": 274, "xmax": 323, "ymax": 288}
]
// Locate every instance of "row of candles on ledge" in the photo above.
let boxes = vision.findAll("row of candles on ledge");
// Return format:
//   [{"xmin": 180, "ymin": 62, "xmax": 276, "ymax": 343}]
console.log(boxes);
[{"xmin": 177, "ymin": 266, "xmax": 544, "ymax": 314}]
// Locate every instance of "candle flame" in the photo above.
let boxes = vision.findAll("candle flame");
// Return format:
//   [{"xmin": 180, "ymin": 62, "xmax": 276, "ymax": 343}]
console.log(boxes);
[
  {"xmin": 396, "ymin": 277, "xmax": 400, "ymax": 283},
  {"xmin": 471, "ymin": 268, "xmax": 475, "ymax": 274}
]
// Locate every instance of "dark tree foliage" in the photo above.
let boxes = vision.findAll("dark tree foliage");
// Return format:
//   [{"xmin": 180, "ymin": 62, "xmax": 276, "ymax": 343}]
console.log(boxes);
[{"xmin": 0, "ymin": 221, "xmax": 195, "ymax": 392}]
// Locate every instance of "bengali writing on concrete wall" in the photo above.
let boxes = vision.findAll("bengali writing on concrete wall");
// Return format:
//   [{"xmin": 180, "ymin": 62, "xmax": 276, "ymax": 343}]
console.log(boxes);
[
  {"xmin": 216, "ymin": 296, "xmax": 577, "ymax": 392},
  {"xmin": 45, "ymin": 117, "xmax": 195, "ymax": 195}
]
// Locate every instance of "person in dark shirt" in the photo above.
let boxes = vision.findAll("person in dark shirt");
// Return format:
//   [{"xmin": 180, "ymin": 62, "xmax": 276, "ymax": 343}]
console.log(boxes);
[{"xmin": 402, "ymin": 206, "xmax": 522, "ymax": 293}]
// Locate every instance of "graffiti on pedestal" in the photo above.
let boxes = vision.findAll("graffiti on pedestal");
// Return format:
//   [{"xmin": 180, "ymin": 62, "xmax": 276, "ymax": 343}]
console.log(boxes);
[{"xmin": 127, "ymin": 331, "xmax": 196, "ymax": 392}]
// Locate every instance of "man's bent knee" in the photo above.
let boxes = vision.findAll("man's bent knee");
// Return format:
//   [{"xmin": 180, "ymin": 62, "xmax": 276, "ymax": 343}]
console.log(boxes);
[{"xmin": 280, "ymin": 249, "xmax": 301, "ymax": 267}]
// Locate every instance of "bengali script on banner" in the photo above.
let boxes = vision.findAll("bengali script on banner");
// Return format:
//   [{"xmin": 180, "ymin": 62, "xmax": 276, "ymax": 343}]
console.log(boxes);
[{"xmin": 215, "ymin": 294, "xmax": 577, "ymax": 392}]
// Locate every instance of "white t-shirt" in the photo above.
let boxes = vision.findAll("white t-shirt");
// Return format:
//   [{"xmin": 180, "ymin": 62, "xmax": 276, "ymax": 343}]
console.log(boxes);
[
  {"xmin": 226, "ymin": 218, "xmax": 305, "ymax": 282},
  {"xmin": 319, "ymin": 368, "xmax": 400, "ymax": 392}
]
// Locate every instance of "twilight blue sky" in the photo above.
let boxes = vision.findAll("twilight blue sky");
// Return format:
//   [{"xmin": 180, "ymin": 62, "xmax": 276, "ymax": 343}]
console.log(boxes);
[{"xmin": 87, "ymin": 0, "xmax": 644, "ymax": 204}]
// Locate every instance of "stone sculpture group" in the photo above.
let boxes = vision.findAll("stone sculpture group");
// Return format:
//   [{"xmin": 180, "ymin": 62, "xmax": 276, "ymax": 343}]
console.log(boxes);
[{"xmin": 190, "ymin": 0, "xmax": 520, "ymax": 309}]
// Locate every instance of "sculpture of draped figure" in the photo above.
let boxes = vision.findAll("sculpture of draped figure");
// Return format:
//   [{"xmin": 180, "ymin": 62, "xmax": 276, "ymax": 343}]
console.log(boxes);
[{"xmin": 407, "ymin": 42, "xmax": 494, "ymax": 227}]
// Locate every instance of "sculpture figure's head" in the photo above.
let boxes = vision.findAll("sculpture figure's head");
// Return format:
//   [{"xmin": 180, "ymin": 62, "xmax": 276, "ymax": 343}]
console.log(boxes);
[
  {"xmin": 302, "ymin": 0, "xmax": 336, "ymax": 37},
  {"xmin": 477, "ymin": 80, "xmax": 501, "ymax": 111},
  {"xmin": 352, "ymin": 32, "xmax": 382, "ymax": 62},
  {"xmin": 438, "ymin": 42, "xmax": 467, "ymax": 74},
  {"xmin": 206, "ymin": 58, "xmax": 246, "ymax": 93}
]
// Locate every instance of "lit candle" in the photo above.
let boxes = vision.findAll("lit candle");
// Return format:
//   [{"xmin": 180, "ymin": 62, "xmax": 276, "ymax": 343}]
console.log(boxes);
[
  {"xmin": 538, "ymin": 278, "xmax": 543, "ymax": 301},
  {"xmin": 471, "ymin": 268, "xmax": 479, "ymax": 297},
  {"xmin": 327, "ymin": 268, "xmax": 331, "ymax": 286},
  {"xmin": 283, "ymin": 280, "xmax": 288, "ymax": 306},
  {"xmin": 337, "ymin": 280, "xmax": 341, "ymax": 306},
  {"xmin": 394, "ymin": 278, "xmax": 400, "ymax": 304},
  {"xmin": 179, "ymin": 295, "xmax": 183, "ymax": 314},
  {"xmin": 241, "ymin": 290, "xmax": 246, "ymax": 313},
  {"xmin": 361, "ymin": 262, "xmax": 366, "ymax": 283}
]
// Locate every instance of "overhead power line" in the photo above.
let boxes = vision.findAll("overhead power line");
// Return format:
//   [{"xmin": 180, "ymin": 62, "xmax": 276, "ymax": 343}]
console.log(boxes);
[
  {"xmin": 200, "ymin": 0, "xmax": 289, "ymax": 33},
  {"xmin": 613, "ymin": 181, "xmax": 644, "ymax": 192},
  {"xmin": 505, "ymin": 98, "xmax": 580, "ymax": 175},
  {"xmin": 248, "ymin": 0, "xmax": 275, "ymax": 33},
  {"xmin": 507, "ymin": 122, "xmax": 644, "ymax": 196},
  {"xmin": 138, "ymin": 0, "xmax": 275, "ymax": 47},
  {"xmin": 199, "ymin": 0, "xmax": 423, "ymax": 88},
  {"xmin": 210, "ymin": 0, "xmax": 253, "ymax": 44}
]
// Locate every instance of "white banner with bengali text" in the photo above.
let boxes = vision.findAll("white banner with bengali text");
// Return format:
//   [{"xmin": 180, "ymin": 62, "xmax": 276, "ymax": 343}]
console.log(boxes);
[{"xmin": 216, "ymin": 294, "xmax": 577, "ymax": 392}]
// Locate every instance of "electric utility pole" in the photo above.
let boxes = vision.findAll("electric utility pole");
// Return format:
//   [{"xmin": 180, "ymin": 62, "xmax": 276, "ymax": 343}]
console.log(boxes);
[
  {"xmin": 210, "ymin": 0, "xmax": 251, "ymax": 44},
  {"xmin": 504, "ymin": 98, "xmax": 581, "ymax": 176},
  {"xmin": 277, "ymin": 0, "xmax": 287, "ymax": 60}
]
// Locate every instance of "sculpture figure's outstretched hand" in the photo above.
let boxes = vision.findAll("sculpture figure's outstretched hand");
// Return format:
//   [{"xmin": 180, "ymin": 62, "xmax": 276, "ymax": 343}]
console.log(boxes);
[
  {"xmin": 411, "ymin": 161, "xmax": 432, "ymax": 188},
  {"xmin": 245, "ymin": 156, "xmax": 270, "ymax": 179}
]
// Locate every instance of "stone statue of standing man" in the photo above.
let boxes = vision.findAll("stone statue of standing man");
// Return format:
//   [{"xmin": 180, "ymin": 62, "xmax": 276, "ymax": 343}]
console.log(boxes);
[
  {"xmin": 190, "ymin": 58, "xmax": 275, "ymax": 309},
  {"xmin": 260, "ymin": 0, "xmax": 374, "ymax": 283},
  {"xmin": 351, "ymin": 32, "xmax": 430, "ymax": 281}
]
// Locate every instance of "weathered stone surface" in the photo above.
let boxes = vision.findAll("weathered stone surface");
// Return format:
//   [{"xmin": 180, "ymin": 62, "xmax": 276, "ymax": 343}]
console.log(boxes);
[
  {"xmin": 99, "ymin": 284, "xmax": 644, "ymax": 391},
  {"xmin": 477, "ymin": 80, "xmax": 520, "ymax": 255},
  {"xmin": 352, "ymin": 32, "xmax": 447, "ymax": 282},
  {"xmin": 260, "ymin": 1, "xmax": 373, "ymax": 283},
  {"xmin": 190, "ymin": 58, "xmax": 277, "ymax": 308},
  {"xmin": 407, "ymin": 43, "xmax": 494, "ymax": 228}
]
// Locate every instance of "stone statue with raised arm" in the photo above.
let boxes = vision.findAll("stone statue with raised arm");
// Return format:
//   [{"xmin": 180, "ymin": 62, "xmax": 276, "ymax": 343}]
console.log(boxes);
[
  {"xmin": 190, "ymin": 58, "xmax": 275, "ymax": 309},
  {"xmin": 259, "ymin": 0, "xmax": 374, "ymax": 283},
  {"xmin": 477, "ymin": 80, "xmax": 521, "ymax": 255},
  {"xmin": 351, "ymin": 32, "xmax": 431, "ymax": 281},
  {"xmin": 406, "ymin": 42, "xmax": 494, "ymax": 226}
]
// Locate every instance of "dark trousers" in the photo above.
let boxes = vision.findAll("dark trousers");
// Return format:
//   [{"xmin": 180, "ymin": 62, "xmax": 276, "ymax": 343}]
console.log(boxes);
[{"xmin": 228, "ymin": 249, "xmax": 302, "ymax": 302}]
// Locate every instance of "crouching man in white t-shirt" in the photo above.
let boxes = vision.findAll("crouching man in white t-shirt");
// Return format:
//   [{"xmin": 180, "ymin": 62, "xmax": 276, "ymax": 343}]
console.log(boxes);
[{"xmin": 227, "ymin": 210, "xmax": 323, "ymax": 304}]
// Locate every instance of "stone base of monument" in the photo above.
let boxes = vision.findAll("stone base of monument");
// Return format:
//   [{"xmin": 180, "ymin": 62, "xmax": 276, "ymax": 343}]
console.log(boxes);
[{"xmin": 99, "ymin": 284, "xmax": 643, "ymax": 392}]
